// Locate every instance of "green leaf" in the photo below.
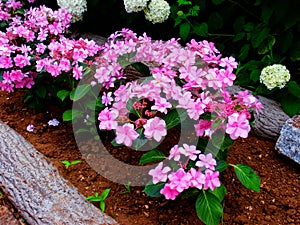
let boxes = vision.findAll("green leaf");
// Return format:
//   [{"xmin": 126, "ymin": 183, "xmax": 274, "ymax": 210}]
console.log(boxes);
[
  {"xmin": 238, "ymin": 44, "xmax": 250, "ymax": 61},
  {"xmin": 233, "ymin": 32, "xmax": 245, "ymax": 42},
  {"xmin": 250, "ymin": 69, "xmax": 261, "ymax": 83},
  {"xmin": 164, "ymin": 108, "xmax": 187, "ymax": 130},
  {"xmin": 61, "ymin": 160, "xmax": 71, "ymax": 169},
  {"xmin": 70, "ymin": 84, "xmax": 91, "ymax": 101},
  {"xmin": 251, "ymin": 24, "xmax": 270, "ymax": 48},
  {"xmin": 70, "ymin": 160, "xmax": 82, "ymax": 165},
  {"xmin": 100, "ymin": 188, "xmax": 111, "ymax": 200},
  {"xmin": 215, "ymin": 160, "xmax": 228, "ymax": 172},
  {"xmin": 143, "ymin": 182, "xmax": 165, "ymax": 197},
  {"xmin": 220, "ymin": 135, "xmax": 234, "ymax": 151},
  {"xmin": 131, "ymin": 62, "xmax": 150, "ymax": 77},
  {"xmin": 209, "ymin": 184, "xmax": 226, "ymax": 201},
  {"xmin": 62, "ymin": 109, "xmax": 82, "ymax": 122},
  {"xmin": 189, "ymin": 5, "xmax": 200, "ymax": 17},
  {"xmin": 179, "ymin": 22, "xmax": 190, "ymax": 41},
  {"xmin": 139, "ymin": 149, "xmax": 166, "ymax": 165},
  {"xmin": 233, "ymin": 164, "xmax": 260, "ymax": 192},
  {"xmin": 62, "ymin": 109, "xmax": 73, "ymax": 121},
  {"xmin": 261, "ymin": 4, "xmax": 273, "ymax": 23},
  {"xmin": 288, "ymin": 81, "xmax": 300, "ymax": 98},
  {"xmin": 280, "ymin": 94, "xmax": 300, "ymax": 116},
  {"xmin": 57, "ymin": 90, "xmax": 70, "ymax": 101},
  {"xmin": 177, "ymin": 0, "xmax": 192, "ymax": 6},
  {"xmin": 196, "ymin": 191, "xmax": 223, "ymax": 225},
  {"xmin": 194, "ymin": 22, "xmax": 208, "ymax": 37},
  {"xmin": 100, "ymin": 201, "xmax": 105, "ymax": 212}
]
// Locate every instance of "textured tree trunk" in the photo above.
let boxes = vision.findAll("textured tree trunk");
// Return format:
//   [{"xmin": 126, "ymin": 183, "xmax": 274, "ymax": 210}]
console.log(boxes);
[
  {"xmin": 227, "ymin": 85, "xmax": 290, "ymax": 141},
  {"xmin": 0, "ymin": 122, "xmax": 118, "ymax": 225}
]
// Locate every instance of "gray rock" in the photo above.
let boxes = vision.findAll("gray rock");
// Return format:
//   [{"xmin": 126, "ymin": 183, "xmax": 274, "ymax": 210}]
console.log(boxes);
[{"xmin": 275, "ymin": 115, "xmax": 300, "ymax": 164}]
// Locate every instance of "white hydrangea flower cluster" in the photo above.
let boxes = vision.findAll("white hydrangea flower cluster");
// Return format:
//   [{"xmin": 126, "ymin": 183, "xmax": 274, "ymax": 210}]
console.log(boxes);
[
  {"xmin": 57, "ymin": 0, "xmax": 87, "ymax": 23},
  {"xmin": 144, "ymin": 0, "xmax": 170, "ymax": 24},
  {"xmin": 123, "ymin": 0, "xmax": 148, "ymax": 13},
  {"xmin": 260, "ymin": 64, "xmax": 291, "ymax": 90}
]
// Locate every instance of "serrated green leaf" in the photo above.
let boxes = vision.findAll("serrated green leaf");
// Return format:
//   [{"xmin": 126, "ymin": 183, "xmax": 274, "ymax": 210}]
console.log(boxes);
[
  {"xmin": 196, "ymin": 191, "xmax": 223, "ymax": 225},
  {"xmin": 179, "ymin": 22, "xmax": 190, "ymax": 41},
  {"xmin": 70, "ymin": 84, "xmax": 91, "ymax": 101},
  {"xmin": 233, "ymin": 164, "xmax": 260, "ymax": 192},
  {"xmin": 143, "ymin": 182, "xmax": 164, "ymax": 197},
  {"xmin": 139, "ymin": 149, "xmax": 166, "ymax": 165},
  {"xmin": 57, "ymin": 90, "xmax": 70, "ymax": 101}
]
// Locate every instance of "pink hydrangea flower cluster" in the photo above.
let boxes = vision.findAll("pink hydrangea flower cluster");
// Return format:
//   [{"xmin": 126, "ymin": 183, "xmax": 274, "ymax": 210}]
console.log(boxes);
[
  {"xmin": 0, "ymin": 2, "xmax": 102, "ymax": 92},
  {"xmin": 95, "ymin": 29, "xmax": 263, "ymax": 147},
  {"xmin": 149, "ymin": 144, "xmax": 220, "ymax": 200}
]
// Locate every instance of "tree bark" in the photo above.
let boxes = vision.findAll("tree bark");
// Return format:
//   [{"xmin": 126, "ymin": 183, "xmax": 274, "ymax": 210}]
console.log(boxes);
[{"xmin": 0, "ymin": 122, "xmax": 118, "ymax": 225}]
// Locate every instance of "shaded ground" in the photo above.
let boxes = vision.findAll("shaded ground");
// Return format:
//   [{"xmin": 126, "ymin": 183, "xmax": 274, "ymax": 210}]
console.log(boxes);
[{"xmin": 0, "ymin": 90, "xmax": 299, "ymax": 225}]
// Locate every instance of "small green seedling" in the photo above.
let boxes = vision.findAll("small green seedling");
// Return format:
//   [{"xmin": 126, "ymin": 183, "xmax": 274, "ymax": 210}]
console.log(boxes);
[
  {"xmin": 122, "ymin": 182, "xmax": 131, "ymax": 194},
  {"xmin": 61, "ymin": 160, "xmax": 82, "ymax": 169},
  {"xmin": 86, "ymin": 188, "xmax": 111, "ymax": 212}
]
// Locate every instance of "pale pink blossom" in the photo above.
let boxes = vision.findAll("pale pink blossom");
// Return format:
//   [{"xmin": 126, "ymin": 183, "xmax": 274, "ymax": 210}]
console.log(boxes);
[
  {"xmin": 143, "ymin": 117, "xmax": 167, "ymax": 142},
  {"xmin": 151, "ymin": 97, "xmax": 172, "ymax": 114},
  {"xmin": 204, "ymin": 170, "xmax": 221, "ymax": 191},
  {"xmin": 149, "ymin": 162, "xmax": 171, "ymax": 184},
  {"xmin": 168, "ymin": 168, "xmax": 191, "ymax": 192},
  {"xmin": 196, "ymin": 153, "xmax": 217, "ymax": 170},
  {"xmin": 226, "ymin": 112, "xmax": 250, "ymax": 140},
  {"xmin": 188, "ymin": 168, "xmax": 206, "ymax": 189},
  {"xmin": 115, "ymin": 123, "xmax": 139, "ymax": 147},
  {"xmin": 168, "ymin": 145, "xmax": 180, "ymax": 161},
  {"xmin": 98, "ymin": 108, "xmax": 119, "ymax": 130},
  {"xmin": 179, "ymin": 144, "xmax": 200, "ymax": 161}
]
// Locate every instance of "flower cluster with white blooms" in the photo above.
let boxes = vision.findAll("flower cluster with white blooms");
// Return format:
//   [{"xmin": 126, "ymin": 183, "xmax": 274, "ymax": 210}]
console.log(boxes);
[
  {"xmin": 123, "ymin": 0, "xmax": 148, "ymax": 13},
  {"xmin": 144, "ymin": 0, "xmax": 170, "ymax": 24},
  {"xmin": 260, "ymin": 64, "xmax": 291, "ymax": 90},
  {"xmin": 123, "ymin": 0, "xmax": 170, "ymax": 23},
  {"xmin": 57, "ymin": 0, "xmax": 87, "ymax": 23}
]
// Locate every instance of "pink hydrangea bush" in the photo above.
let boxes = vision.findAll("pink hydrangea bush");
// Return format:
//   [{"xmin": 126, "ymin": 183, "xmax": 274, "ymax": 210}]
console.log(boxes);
[
  {"xmin": 92, "ymin": 29, "xmax": 263, "ymax": 225},
  {"xmin": 0, "ymin": 0, "xmax": 102, "ymax": 109}
]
